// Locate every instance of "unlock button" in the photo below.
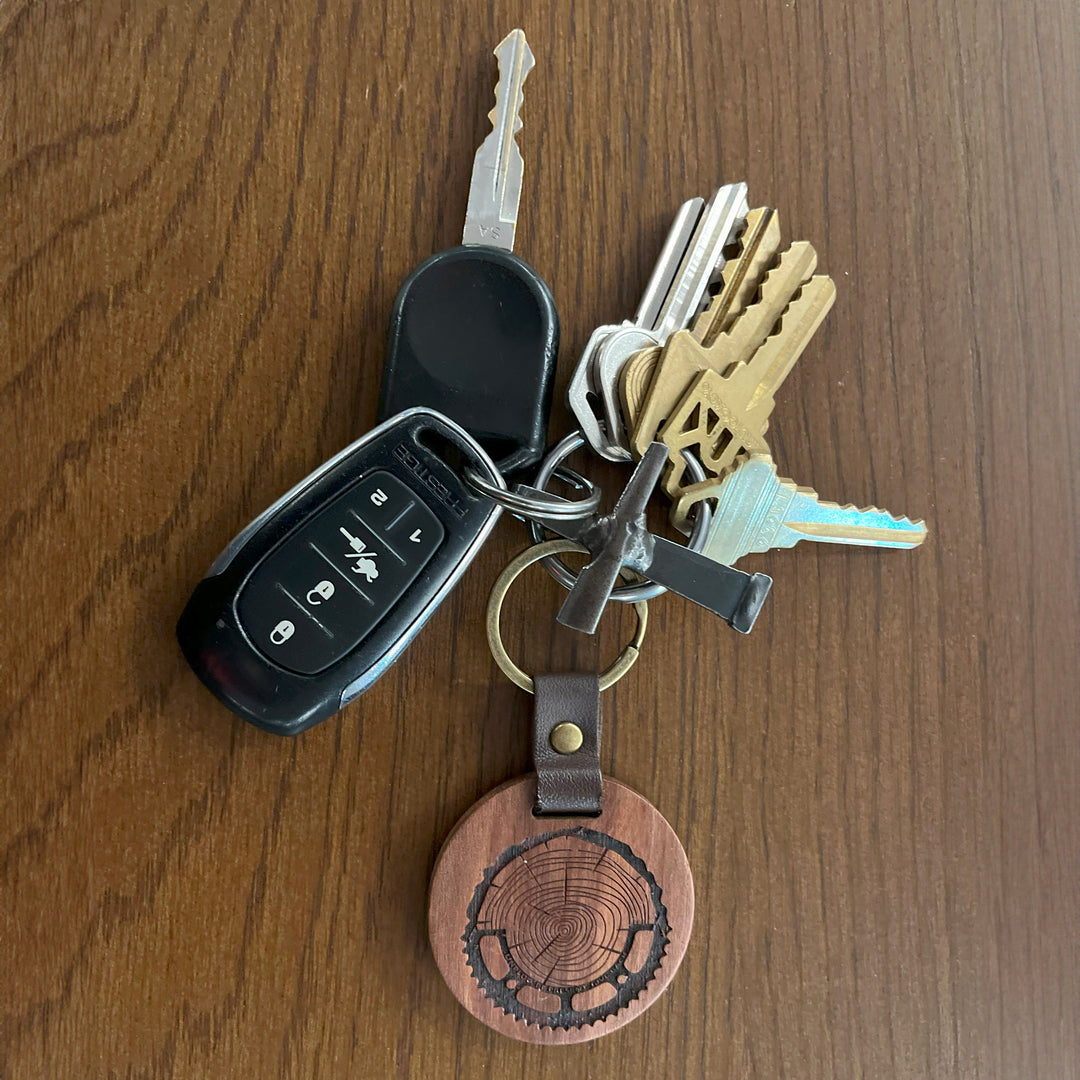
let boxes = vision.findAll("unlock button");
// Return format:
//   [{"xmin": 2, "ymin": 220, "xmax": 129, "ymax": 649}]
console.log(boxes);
[{"xmin": 306, "ymin": 579, "xmax": 335, "ymax": 605}]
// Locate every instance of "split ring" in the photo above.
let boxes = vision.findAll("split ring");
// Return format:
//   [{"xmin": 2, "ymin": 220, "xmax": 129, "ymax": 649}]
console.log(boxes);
[
  {"xmin": 463, "ymin": 464, "xmax": 602, "ymax": 520},
  {"xmin": 486, "ymin": 539, "xmax": 648, "ymax": 693}
]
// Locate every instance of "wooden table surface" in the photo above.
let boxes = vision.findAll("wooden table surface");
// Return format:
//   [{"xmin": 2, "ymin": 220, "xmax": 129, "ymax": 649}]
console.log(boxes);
[{"xmin": 3, "ymin": 2, "xmax": 1078, "ymax": 1077}]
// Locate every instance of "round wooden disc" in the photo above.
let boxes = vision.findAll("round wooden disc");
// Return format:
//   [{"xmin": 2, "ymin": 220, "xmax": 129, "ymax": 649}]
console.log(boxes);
[{"xmin": 428, "ymin": 775, "xmax": 694, "ymax": 1043}]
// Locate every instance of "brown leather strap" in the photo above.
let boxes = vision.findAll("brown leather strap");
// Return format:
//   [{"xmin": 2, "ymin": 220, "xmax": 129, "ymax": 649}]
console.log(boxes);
[{"xmin": 532, "ymin": 673, "xmax": 602, "ymax": 816}]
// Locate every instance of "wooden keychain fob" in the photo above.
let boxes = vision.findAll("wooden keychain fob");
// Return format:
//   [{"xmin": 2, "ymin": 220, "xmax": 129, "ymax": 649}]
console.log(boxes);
[{"xmin": 428, "ymin": 540, "xmax": 694, "ymax": 1043}]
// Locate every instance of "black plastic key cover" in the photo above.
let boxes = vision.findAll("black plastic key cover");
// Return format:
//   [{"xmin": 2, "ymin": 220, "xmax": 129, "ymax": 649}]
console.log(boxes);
[{"xmin": 378, "ymin": 246, "xmax": 558, "ymax": 475}]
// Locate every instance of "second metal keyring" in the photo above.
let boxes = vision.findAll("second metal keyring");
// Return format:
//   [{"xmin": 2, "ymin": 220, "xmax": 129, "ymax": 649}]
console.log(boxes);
[
  {"xmin": 529, "ymin": 431, "xmax": 713, "ymax": 602},
  {"xmin": 462, "ymin": 461, "xmax": 602, "ymax": 520}
]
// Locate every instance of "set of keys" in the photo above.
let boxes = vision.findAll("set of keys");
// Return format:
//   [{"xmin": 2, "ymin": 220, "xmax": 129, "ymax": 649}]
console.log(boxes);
[
  {"xmin": 177, "ymin": 26, "xmax": 926, "ymax": 731},
  {"xmin": 565, "ymin": 188, "xmax": 927, "ymax": 541},
  {"xmin": 503, "ymin": 187, "xmax": 926, "ymax": 636},
  {"xmin": 175, "ymin": 27, "xmax": 929, "ymax": 1043}
]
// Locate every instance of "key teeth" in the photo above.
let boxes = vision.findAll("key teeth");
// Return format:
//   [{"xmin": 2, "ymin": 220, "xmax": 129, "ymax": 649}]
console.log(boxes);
[
  {"xmin": 826, "ymin": 506, "xmax": 927, "ymax": 529},
  {"xmin": 723, "ymin": 206, "xmax": 779, "ymax": 272},
  {"xmin": 718, "ymin": 273, "xmax": 835, "ymax": 383},
  {"xmin": 744, "ymin": 240, "xmax": 816, "ymax": 298},
  {"xmin": 690, "ymin": 206, "xmax": 783, "ymax": 349},
  {"xmin": 760, "ymin": 458, "xmax": 926, "ymax": 531},
  {"xmin": 488, "ymin": 30, "xmax": 533, "ymax": 139},
  {"xmin": 785, "ymin": 485, "xmax": 928, "ymax": 530}
]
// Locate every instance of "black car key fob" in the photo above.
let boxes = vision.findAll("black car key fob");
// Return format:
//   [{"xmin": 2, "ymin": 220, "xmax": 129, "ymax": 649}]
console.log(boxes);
[{"xmin": 177, "ymin": 408, "xmax": 502, "ymax": 736}]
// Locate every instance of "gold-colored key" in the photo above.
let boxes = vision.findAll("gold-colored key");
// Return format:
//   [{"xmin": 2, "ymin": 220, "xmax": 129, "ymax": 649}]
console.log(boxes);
[
  {"xmin": 692, "ymin": 206, "xmax": 781, "ymax": 349},
  {"xmin": 657, "ymin": 369, "xmax": 769, "ymax": 491},
  {"xmin": 618, "ymin": 207, "xmax": 782, "ymax": 441},
  {"xmin": 659, "ymin": 273, "xmax": 836, "ymax": 524},
  {"xmin": 618, "ymin": 347, "xmax": 660, "ymax": 437},
  {"xmin": 630, "ymin": 239, "xmax": 819, "ymax": 460}
]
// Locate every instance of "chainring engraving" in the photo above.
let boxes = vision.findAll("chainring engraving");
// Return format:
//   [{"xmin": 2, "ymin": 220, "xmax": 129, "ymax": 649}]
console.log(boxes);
[{"xmin": 462, "ymin": 827, "xmax": 669, "ymax": 1030}]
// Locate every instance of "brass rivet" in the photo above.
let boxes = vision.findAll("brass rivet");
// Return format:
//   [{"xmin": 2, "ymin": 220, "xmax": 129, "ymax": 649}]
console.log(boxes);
[{"xmin": 550, "ymin": 723, "xmax": 583, "ymax": 755}]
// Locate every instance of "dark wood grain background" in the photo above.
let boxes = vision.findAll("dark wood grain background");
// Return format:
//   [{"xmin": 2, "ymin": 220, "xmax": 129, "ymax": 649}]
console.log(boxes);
[{"xmin": 3, "ymin": 1, "xmax": 1078, "ymax": 1077}]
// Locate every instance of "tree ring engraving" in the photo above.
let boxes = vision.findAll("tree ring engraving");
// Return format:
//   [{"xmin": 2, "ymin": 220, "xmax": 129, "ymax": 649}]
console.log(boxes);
[{"xmin": 463, "ymin": 828, "xmax": 668, "ymax": 1029}]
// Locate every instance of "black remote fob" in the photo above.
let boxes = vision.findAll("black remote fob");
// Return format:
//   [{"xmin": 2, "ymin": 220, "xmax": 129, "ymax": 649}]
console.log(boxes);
[{"xmin": 177, "ymin": 408, "xmax": 502, "ymax": 736}]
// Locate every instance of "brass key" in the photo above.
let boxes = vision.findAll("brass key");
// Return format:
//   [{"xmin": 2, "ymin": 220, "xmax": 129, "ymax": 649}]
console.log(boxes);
[
  {"xmin": 618, "ymin": 207, "xmax": 782, "ymax": 439},
  {"xmin": 692, "ymin": 206, "xmax": 782, "ymax": 349},
  {"xmin": 630, "ymin": 239, "xmax": 820, "ymax": 460},
  {"xmin": 659, "ymin": 273, "xmax": 835, "ymax": 517}
]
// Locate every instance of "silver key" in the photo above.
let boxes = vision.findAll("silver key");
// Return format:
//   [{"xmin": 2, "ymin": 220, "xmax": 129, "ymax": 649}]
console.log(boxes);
[
  {"xmin": 462, "ymin": 29, "xmax": 534, "ymax": 251},
  {"xmin": 567, "ymin": 184, "xmax": 750, "ymax": 461},
  {"xmin": 565, "ymin": 197, "xmax": 703, "ymax": 457},
  {"xmin": 698, "ymin": 455, "xmax": 928, "ymax": 565}
]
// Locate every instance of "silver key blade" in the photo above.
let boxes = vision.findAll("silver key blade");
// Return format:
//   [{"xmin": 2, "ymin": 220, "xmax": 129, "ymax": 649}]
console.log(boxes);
[
  {"xmin": 703, "ymin": 456, "xmax": 928, "ymax": 565},
  {"xmin": 634, "ymin": 197, "xmax": 706, "ymax": 329},
  {"xmin": 462, "ymin": 29, "xmax": 534, "ymax": 251},
  {"xmin": 650, "ymin": 182, "xmax": 749, "ymax": 341}
]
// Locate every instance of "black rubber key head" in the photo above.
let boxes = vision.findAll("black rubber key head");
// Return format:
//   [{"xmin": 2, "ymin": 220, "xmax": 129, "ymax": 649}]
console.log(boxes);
[{"xmin": 378, "ymin": 246, "xmax": 559, "ymax": 476}]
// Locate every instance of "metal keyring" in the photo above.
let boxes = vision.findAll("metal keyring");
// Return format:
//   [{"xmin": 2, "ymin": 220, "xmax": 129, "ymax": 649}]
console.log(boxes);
[
  {"xmin": 528, "ymin": 431, "xmax": 713, "ymax": 601},
  {"xmin": 463, "ymin": 464, "xmax": 602, "ymax": 520},
  {"xmin": 486, "ymin": 539, "xmax": 648, "ymax": 694}
]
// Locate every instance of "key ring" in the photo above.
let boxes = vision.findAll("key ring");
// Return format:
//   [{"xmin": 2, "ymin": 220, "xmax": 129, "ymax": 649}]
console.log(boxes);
[
  {"xmin": 528, "ymin": 431, "xmax": 713, "ymax": 601},
  {"xmin": 463, "ymin": 464, "xmax": 602, "ymax": 520},
  {"xmin": 486, "ymin": 539, "xmax": 648, "ymax": 693}
]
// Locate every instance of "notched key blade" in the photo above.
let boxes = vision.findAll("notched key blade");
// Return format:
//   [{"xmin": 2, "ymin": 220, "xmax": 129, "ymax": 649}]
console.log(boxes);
[
  {"xmin": 779, "ymin": 509, "xmax": 928, "ymax": 547},
  {"xmin": 463, "ymin": 29, "xmax": 534, "ymax": 251},
  {"xmin": 695, "ymin": 455, "xmax": 928, "ymax": 564},
  {"xmin": 692, "ymin": 207, "xmax": 782, "ymax": 347}
]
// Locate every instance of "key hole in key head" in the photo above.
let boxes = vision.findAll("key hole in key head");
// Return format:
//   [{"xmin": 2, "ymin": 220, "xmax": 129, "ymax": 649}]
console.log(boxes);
[{"xmin": 711, "ymin": 427, "xmax": 734, "ymax": 462}]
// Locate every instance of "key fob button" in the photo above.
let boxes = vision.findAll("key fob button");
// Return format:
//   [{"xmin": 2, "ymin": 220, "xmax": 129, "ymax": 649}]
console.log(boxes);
[
  {"xmin": 266, "ymin": 542, "xmax": 375, "ymax": 629},
  {"xmin": 238, "ymin": 543, "xmax": 380, "ymax": 677},
  {"xmin": 345, "ymin": 470, "xmax": 445, "ymax": 562},
  {"xmin": 351, "ymin": 470, "xmax": 422, "ymax": 531},
  {"xmin": 238, "ymin": 580, "xmax": 339, "ymax": 674},
  {"xmin": 306, "ymin": 508, "xmax": 408, "ymax": 595},
  {"xmin": 383, "ymin": 503, "xmax": 443, "ymax": 560}
]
